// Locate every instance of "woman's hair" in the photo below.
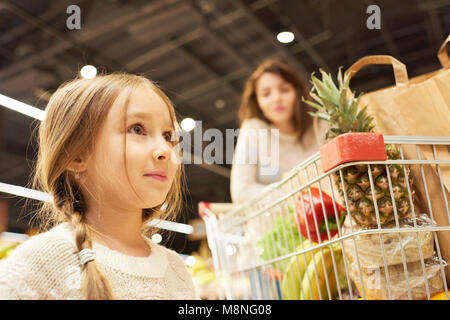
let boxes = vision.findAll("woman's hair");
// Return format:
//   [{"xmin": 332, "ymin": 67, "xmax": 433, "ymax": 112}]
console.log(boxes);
[
  {"xmin": 31, "ymin": 73, "xmax": 185, "ymax": 299},
  {"xmin": 238, "ymin": 59, "xmax": 313, "ymax": 140}
]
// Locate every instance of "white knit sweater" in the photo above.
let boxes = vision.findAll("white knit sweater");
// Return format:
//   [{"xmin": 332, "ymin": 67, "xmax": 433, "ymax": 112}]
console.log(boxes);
[{"xmin": 0, "ymin": 223, "xmax": 199, "ymax": 300}]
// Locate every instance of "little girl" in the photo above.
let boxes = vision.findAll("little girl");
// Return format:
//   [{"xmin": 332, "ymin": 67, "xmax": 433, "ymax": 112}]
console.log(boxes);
[{"xmin": 0, "ymin": 73, "xmax": 198, "ymax": 300}]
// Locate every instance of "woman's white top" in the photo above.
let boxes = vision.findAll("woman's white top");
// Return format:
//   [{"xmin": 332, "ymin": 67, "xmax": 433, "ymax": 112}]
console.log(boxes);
[{"xmin": 230, "ymin": 118, "xmax": 326, "ymax": 204}]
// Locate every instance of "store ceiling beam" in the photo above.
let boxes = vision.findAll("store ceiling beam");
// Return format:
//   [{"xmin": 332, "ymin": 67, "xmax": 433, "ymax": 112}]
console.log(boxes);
[
  {"xmin": 321, "ymin": 0, "xmax": 332, "ymax": 31},
  {"xmin": 125, "ymin": 0, "xmax": 276, "ymax": 71},
  {"xmin": 0, "ymin": 0, "xmax": 89, "ymax": 47},
  {"xmin": 172, "ymin": 44, "xmax": 241, "ymax": 112},
  {"xmin": 0, "ymin": 0, "xmax": 179, "ymax": 81},
  {"xmin": 418, "ymin": 0, "xmax": 450, "ymax": 10},
  {"xmin": 0, "ymin": 47, "xmax": 14, "ymax": 61},
  {"xmin": 2, "ymin": 0, "xmax": 127, "ymax": 73},
  {"xmin": 418, "ymin": 0, "xmax": 445, "ymax": 47},
  {"xmin": 188, "ymin": 0, "xmax": 254, "ymax": 69}
]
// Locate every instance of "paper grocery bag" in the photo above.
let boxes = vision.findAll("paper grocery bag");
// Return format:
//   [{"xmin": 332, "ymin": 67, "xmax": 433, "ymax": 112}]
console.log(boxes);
[
  {"xmin": 393, "ymin": 35, "xmax": 450, "ymax": 192},
  {"xmin": 344, "ymin": 37, "xmax": 450, "ymax": 286}
]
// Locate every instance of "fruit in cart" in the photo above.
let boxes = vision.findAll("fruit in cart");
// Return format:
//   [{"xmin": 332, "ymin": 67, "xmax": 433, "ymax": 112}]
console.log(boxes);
[
  {"xmin": 303, "ymin": 68, "xmax": 414, "ymax": 227},
  {"xmin": 431, "ymin": 291, "xmax": 449, "ymax": 300},
  {"xmin": 0, "ymin": 243, "xmax": 17, "ymax": 259},
  {"xmin": 257, "ymin": 206, "xmax": 304, "ymax": 272},
  {"xmin": 300, "ymin": 243, "xmax": 343, "ymax": 300},
  {"xmin": 280, "ymin": 239, "xmax": 319, "ymax": 300},
  {"xmin": 193, "ymin": 270, "xmax": 216, "ymax": 286},
  {"xmin": 188, "ymin": 255, "xmax": 217, "ymax": 286},
  {"xmin": 294, "ymin": 187, "xmax": 346, "ymax": 243}
]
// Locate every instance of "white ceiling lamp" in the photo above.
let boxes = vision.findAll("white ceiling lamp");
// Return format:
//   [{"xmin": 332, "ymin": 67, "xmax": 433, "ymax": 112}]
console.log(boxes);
[
  {"xmin": 147, "ymin": 218, "xmax": 194, "ymax": 234},
  {"xmin": 0, "ymin": 93, "xmax": 46, "ymax": 121},
  {"xmin": 80, "ymin": 65, "xmax": 97, "ymax": 79},
  {"xmin": 180, "ymin": 117, "xmax": 196, "ymax": 132},
  {"xmin": 0, "ymin": 182, "xmax": 53, "ymax": 202},
  {"xmin": 184, "ymin": 255, "xmax": 196, "ymax": 267},
  {"xmin": 151, "ymin": 233, "xmax": 162, "ymax": 244},
  {"xmin": 277, "ymin": 31, "xmax": 295, "ymax": 44},
  {"xmin": 214, "ymin": 99, "xmax": 226, "ymax": 109}
]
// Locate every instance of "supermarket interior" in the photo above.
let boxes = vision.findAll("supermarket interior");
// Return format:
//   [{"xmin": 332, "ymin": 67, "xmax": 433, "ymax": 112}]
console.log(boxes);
[{"xmin": 0, "ymin": 0, "xmax": 450, "ymax": 300}]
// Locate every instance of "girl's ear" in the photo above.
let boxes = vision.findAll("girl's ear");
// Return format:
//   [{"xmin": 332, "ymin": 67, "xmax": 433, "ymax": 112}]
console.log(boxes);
[{"xmin": 66, "ymin": 156, "xmax": 88, "ymax": 174}]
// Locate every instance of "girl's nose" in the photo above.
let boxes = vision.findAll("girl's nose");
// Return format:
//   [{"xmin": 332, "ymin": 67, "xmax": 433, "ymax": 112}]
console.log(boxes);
[{"xmin": 152, "ymin": 140, "xmax": 171, "ymax": 161}]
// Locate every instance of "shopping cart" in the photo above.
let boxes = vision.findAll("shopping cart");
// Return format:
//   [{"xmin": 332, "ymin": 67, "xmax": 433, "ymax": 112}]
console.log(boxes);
[{"xmin": 199, "ymin": 136, "xmax": 450, "ymax": 300}]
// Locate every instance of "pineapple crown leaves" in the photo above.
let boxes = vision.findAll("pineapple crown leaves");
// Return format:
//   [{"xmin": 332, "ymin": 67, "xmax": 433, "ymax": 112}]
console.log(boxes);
[{"xmin": 302, "ymin": 67, "xmax": 376, "ymax": 140}]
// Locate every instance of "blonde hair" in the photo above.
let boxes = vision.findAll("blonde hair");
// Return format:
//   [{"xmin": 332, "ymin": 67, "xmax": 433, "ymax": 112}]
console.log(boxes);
[
  {"xmin": 31, "ymin": 73, "xmax": 185, "ymax": 299},
  {"xmin": 238, "ymin": 59, "xmax": 313, "ymax": 140}
]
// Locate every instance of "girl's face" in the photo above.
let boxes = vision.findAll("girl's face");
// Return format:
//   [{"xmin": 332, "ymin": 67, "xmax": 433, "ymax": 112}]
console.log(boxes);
[
  {"xmin": 255, "ymin": 72, "xmax": 297, "ymax": 127},
  {"xmin": 82, "ymin": 84, "xmax": 179, "ymax": 211}
]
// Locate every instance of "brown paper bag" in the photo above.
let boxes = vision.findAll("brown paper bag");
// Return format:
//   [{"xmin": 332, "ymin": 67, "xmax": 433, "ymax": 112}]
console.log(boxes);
[
  {"xmin": 344, "ymin": 36, "xmax": 450, "ymax": 287},
  {"xmin": 393, "ymin": 35, "xmax": 450, "ymax": 192}
]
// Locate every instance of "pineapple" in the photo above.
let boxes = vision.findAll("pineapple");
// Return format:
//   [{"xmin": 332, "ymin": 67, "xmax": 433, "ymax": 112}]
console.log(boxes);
[{"xmin": 303, "ymin": 68, "xmax": 413, "ymax": 227}]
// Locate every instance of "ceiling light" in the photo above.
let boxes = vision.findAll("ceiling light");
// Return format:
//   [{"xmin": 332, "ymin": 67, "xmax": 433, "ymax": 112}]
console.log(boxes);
[
  {"xmin": 180, "ymin": 118, "xmax": 196, "ymax": 132},
  {"xmin": 147, "ymin": 218, "xmax": 194, "ymax": 234},
  {"xmin": 0, "ymin": 93, "xmax": 46, "ymax": 120},
  {"xmin": 0, "ymin": 182, "xmax": 53, "ymax": 202},
  {"xmin": 277, "ymin": 31, "xmax": 295, "ymax": 44},
  {"xmin": 225, "ymin": 244, "xmax": 237, "ymax": 256},
  {"xmin": 214, "ymin": 99, "xmax": 226, "ymax": 109},
  {"xmin": 1, "ymin": 232, "xmax": 29, "ymax": 243},
  {"xmin": 80, "ymin": 65, "xmax": 97, "ymax": 79},
  {"xmin": 151, "ymin": 233, "xmax": 162, "ymax": 244},
  {"xmin": 185, "ymin": 255, "xmax": 196, "ymax": 267}
]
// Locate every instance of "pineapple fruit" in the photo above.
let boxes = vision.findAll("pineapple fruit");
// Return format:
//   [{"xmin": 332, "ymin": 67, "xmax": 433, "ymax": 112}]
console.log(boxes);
[{"xmin": 303, "ymin": 68, "xmax": 413, "ymax": 227}]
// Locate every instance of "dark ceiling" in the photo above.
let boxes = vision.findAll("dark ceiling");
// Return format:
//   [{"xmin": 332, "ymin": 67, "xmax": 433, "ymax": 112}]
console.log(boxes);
[{"xmin": 0, "ymin": 0, "xmax": 449, "ymax": 253}]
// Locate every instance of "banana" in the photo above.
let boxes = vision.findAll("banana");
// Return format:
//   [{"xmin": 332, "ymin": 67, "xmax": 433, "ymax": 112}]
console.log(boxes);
[
  {"xmin": 0, "ymin": 244, "xmax": 15, "ymax": 260},
  {"xmin": 300, "ymin": 244, "xmax": 342, "ymax": 300},
  {"xmin": 5, "ymin": 248, "xmax": 14, "ymax": 258},
  {"xmin": 194, "ymin": 270, "xmax": 216, "ymax": 285},
  {"xmin": 280, "ymin": 239, "xmax": 319, "ymax": 300}
]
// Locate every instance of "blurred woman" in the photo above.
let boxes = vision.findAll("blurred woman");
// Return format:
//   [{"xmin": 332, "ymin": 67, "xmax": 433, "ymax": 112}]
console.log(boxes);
[{"xmin": 230, "ymin": 59, "xmax": 326, "ymax": 204}]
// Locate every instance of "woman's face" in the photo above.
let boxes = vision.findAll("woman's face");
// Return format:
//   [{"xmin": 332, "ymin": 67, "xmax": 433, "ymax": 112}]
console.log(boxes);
[
  {"xmin": 82, "ymin": 84, "xmax": 179, "ymax": 211},
  {"xmin": 255, "ymin": 72, "xmax": 297, "ymax": 127}
]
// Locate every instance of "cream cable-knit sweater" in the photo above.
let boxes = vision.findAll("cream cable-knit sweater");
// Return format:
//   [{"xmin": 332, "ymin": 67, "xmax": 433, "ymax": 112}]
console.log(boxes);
[{"xmin": 0, "ymin": 223, "xmax": 199, "ymax": 300}]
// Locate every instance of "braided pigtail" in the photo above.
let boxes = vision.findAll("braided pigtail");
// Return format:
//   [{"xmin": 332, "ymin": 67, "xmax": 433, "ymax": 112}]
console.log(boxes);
[
  {"xmin": 71, "ymin": 212, "xmax": 114, "ymax": 300},
  {"xmin": 50, "ymin": 174, "xmax": 114, "ymax": 299}
]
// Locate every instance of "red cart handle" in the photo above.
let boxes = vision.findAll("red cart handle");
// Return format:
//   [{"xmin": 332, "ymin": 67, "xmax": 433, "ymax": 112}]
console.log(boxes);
[{"xmin": 198, "ymin": 201, "xmax": 211, "ymax": 218}]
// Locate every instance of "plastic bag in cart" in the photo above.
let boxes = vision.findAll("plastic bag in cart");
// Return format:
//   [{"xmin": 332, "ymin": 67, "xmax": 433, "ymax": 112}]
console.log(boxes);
[
  {"xmin": 348, "ymin": 254, "xmax": 447, "ymax": 300},
  {"xmin": 342, "ymin": 213, "xmax": 435, "ymax": 268}
]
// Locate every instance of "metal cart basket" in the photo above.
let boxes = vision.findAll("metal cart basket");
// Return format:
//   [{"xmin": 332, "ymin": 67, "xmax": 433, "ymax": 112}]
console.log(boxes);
[{"xmin": 200, "ymin": 136, "xmax": 450, "ymax": 300}]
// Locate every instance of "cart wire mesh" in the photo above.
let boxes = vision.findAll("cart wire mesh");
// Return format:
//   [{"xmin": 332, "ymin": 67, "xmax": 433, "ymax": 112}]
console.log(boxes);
[{"xmin": 201, "ymin": 136, "xmax": 450, "ymax": 300}]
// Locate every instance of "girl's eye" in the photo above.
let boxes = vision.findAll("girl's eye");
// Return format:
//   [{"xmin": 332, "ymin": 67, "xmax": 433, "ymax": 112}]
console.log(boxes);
[
  {"xmin": 129, "ymin": 123, "xmax": 146, "ymax": 135},
  {"xmin": 163, "ymin": 131, "xmax": 173, "ymax": 142}
]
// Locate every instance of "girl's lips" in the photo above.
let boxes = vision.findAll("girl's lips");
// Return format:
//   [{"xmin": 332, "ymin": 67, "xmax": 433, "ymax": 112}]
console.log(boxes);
[
  {"xmin": 275, "ymin": 106, "xmax": 285, "ymax": 111},
  {"xmin": 146, "ymin": 174, "xmax": 167, "ymax": 182},
  {"xmin": 144, "ymin": 171, "xmax": 168, "ymax": 182}
]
